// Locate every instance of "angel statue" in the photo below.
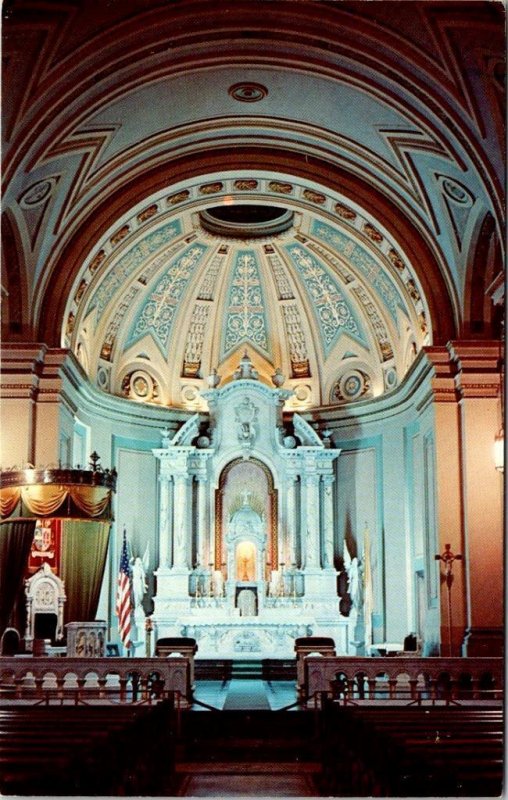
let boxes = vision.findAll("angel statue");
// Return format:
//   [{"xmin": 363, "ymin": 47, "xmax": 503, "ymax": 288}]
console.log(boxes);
[
  {"xmin": 131, "ymin": 544, "xmax": 150, "ymax": 608},
  {"xmin": 343, "ymin": 541, "xmax": 362, "ymax": 611}
]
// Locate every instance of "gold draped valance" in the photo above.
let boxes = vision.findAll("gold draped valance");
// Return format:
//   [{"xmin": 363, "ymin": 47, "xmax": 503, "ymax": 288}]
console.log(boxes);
[{"xmin": 0, "ymin": 485, "xmax": 112, "ymax": 519}]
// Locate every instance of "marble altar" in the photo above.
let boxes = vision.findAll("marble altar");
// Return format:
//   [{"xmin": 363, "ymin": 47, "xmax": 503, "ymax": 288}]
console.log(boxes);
[{"xmin": 151, "ymin": 353, "xmax": 350, "ymax": 659}]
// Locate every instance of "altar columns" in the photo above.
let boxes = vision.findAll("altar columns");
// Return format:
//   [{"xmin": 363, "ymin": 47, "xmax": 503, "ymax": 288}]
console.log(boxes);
[
  {"xmin": 304, "ymin": 473, "xmax": 320, "ymax": 568},
  {"xmin": 322, "ymin": 475, "xmax": 335, "ymax": 569},
  {"xmin": 158, "ymin": 476, "xmax": 172, "ymax": 568},
  {"xmin": 196, "ymin": 475, "xmax": 209, "ymax": 567},
  {"xmin": 285, "ymin": 474, "xmax": 298, "ymax": 567},
  {"xmin": 173, "ymin": 474, "xmax": 191, "ymax": 568}
]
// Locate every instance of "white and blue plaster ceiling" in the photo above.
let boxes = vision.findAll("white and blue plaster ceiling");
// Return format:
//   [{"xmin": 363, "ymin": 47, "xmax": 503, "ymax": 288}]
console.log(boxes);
[
  {"xmin": 64, "ymin": 173, "xmax": 429, "ymax": 409},
  {"xmin": 2, "ymin": 1, "xmax": 504, "ymax": 407}
]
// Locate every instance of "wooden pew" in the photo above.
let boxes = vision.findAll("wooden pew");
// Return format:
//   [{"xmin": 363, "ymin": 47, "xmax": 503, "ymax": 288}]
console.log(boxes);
[
  {"xmin": 0, "ymin": 700, "xmax": 176, "ymax": 796},
  {"xmin": 319, "ymin": 701, "xmax": 504, "ymax": 796}
]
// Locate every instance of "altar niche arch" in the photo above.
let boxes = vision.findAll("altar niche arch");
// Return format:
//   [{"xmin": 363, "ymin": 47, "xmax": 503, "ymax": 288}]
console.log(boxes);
[{"xmin": 215, "ymin": 457, "xmax": 278, "ymax": 580}]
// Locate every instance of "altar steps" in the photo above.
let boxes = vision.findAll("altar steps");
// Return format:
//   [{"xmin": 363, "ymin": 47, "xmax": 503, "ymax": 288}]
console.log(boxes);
[
  {"xmin": 173, "ymin": 708, "xmax": 321, "ymax": 796},
  {"xmin": 231, "ymin": 659, "xmax": 263, "ymax": 679},
  {"xmin": 194, "ymin": 658, "xmax": 297, "ymax": 681}
]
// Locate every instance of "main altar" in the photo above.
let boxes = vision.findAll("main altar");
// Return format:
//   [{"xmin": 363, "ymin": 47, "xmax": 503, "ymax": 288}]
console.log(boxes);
[{"xmin": 151, "ymin": 353, "xmax": 348, "ymax": 659}]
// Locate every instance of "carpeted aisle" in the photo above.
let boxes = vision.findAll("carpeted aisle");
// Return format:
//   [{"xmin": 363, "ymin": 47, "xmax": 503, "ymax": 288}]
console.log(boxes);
[{"xmin": 222, "ymin": 679, "xmax": 271, "ymax": 710}]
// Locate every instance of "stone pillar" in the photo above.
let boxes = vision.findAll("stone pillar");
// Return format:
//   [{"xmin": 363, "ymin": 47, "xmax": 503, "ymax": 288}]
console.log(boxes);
[
  {"xmin": 173, "ymin": 474, "xmax": 191, "ymax": 568},
  {"xmin": 449, "ymin": 341, "xmax": 503, "ymax": 656},
  {"xmin": 322, "ymin": 475, "xmax": 335, "ymax": 569},
  {"xmin": 158, "ymin": 476, "xmax": 172, "ymax": 568}
]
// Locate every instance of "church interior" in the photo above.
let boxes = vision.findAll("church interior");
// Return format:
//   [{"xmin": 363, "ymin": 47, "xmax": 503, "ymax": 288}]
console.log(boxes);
[{"xmin": 0, "ymin": 0, "xmax": 505, "ymax": 796}]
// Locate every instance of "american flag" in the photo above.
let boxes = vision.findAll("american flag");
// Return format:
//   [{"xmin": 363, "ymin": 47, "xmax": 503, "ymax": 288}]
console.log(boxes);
[{"xmin": 116, "ymin": 529, "xmax": 132, "ymax": 650}]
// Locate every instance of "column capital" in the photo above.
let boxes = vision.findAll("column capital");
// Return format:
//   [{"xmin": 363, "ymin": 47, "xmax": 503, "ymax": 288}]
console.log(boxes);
[
  {"xmin": 424, "ymin": 346, "xmax": 459, "ymax": 403},
  {"xmin": 448, "ymin": 340, "xmax": 502, "ymax": 399}
]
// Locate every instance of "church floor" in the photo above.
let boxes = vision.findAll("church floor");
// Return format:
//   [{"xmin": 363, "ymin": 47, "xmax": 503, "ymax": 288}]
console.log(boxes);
[
  {"xmin": 175, "ymin": 771, "xmax": 319, "ymax": 797},
  {"xmin": 191, "ymin": 679, "xmax": 299, "ymax": 711},
  {"xmin": 172, "ymin": 679, "xmax": 322, "ymax": 797}
]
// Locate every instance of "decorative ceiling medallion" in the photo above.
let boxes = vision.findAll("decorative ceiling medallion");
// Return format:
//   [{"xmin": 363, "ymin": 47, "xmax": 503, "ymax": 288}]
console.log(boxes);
[
  {"xmin": 122, "ymin": 369, "xmax": 157, "ymax": 403},
  {"xmin": 441, "ymin": 177, "xmax": 473, "ymax": 206},
  {"xmin": 19, "ymin": 179, "xmax": 53, "ymax": 208},
  {"xmin": 331, "ymin": 369, "xmax": 371, "ymax": 404},
  {"xmin": 229, "ymin": 82, "xmax": 268, "ymax": 102}
]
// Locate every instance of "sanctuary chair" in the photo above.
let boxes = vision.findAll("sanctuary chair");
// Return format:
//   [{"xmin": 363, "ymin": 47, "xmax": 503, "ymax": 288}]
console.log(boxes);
[{"xmin": 24, "ymin": 563, "xmax": 66, "ymax": 651}]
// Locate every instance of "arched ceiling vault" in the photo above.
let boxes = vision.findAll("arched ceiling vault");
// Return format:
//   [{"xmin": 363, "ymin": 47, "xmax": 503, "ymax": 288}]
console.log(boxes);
[{"xmin": 2, "ymin": 0, "xmax": 504, "ymax": 410}]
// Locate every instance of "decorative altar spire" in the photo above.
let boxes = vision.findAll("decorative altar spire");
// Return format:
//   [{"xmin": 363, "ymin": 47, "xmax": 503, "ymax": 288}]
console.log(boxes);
[{"xmin": 234, "ymin": 350, "xmax": 259, "ymax": 380}]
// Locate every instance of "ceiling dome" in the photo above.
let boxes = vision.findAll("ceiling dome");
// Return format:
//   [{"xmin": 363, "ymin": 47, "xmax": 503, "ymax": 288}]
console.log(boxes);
[{"xmin": 64, "ymin": 173, "xmax": 430, "ymax": 411}]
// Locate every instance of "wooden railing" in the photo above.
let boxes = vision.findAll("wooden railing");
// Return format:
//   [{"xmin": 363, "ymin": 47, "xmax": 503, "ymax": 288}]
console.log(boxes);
[
  {"xmin": 303, "ymin": 656, "xmax": 503, "ymax": 705},
  {"xmin": 0, "ymin": 656, "xmax": 190, "ymax": 705}
]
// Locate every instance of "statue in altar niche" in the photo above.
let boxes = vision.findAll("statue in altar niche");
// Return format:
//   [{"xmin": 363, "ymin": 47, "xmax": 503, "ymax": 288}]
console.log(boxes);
[
  {"xmin": 234, "ymin": 397, "xmax": 259, "ymax": 446},
  {"xmin": 227, "ymin": 491, "xmax": 265, "ymax": 586}
]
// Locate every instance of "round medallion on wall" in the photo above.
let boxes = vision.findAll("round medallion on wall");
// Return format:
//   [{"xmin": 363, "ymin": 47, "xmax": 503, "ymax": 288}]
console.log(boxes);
[
  {"xmin": 384, "ymin": 367, "xmax": 397, "ymax": 391},
  {"xmin": 97, "ymin": 366, "xmax": 110, "ymax": 391},
  {"xmin": 331, "ymin": 369, "xmax": 371, "ymax": 404},
  {"xmin": 229, "ymin": 82, "xmax": 268, "ymax": 102},
  {"xmin": 293, "ymin": 384, "xmax": 311, "ymax": 403},
  {"xmin": 181, "ymin": 384, "xmax": 199, "ymax": 404},
  {"xmin": 130, "ymin": 370, "xmax": 154, "ymax": 401},
  {"xmin": 340, "ymin": 370, "xmax": 365, "ymax": 400}
]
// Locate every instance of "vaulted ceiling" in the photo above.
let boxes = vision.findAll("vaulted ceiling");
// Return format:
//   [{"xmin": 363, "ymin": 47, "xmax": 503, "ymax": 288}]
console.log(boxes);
[{"xmin": 2, "ymin": 0, "xmax": 504, "ymax": 409}]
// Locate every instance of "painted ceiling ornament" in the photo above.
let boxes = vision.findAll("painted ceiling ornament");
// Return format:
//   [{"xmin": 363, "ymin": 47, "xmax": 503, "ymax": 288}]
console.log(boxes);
[
  {"xmin": 228, "ymin": 82, "xmax": 268, "ymax": 102},
  {"xmin": 331, "ymin": 369, "xmax": 371, "ymax": 404},
  {"xmin": 20, "ymin": 179, "xmax": 53, "ymax": 207},
  {"xmin": 235, "ymin": 397, "xmax": 259, "ymax": 447},
  {"xmin": 441, "ymin": 177, "xmax": 474, "ymax": 206}
]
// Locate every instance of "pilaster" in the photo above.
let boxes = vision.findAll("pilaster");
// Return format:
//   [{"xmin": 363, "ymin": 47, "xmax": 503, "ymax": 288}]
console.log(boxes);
[
  {"xmin": 424, "ymin": 346, "xmax": 466, "ymax": 656},
  {"xmin": 448, "ymin": 340, "xmax": 503, "ymax": 656}
]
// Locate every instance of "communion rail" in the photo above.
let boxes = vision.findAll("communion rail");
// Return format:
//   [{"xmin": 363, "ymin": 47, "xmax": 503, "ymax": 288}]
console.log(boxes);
[
  {"xmin": 304, "ymin": 656, "xmax": 503, "ymax": 706},
  {"xmin": 0, "ymin": 656, "xmax": 190, "ymax": 706}
]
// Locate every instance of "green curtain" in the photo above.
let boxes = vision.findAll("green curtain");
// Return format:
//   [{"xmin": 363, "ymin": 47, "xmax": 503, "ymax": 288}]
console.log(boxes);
[
  {"xmin": 60, "ymin": 520, "xmax": 111, "ymax": 625},
  {"xmin": 0, "ymin": 520, "xmax": 35, "ymax": 635}
]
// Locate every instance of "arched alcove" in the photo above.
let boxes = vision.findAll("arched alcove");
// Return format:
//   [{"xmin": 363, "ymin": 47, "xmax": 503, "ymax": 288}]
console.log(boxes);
[{"xmin": 215, "ymin": 456, "xmax": 278, "ymax": 576}]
